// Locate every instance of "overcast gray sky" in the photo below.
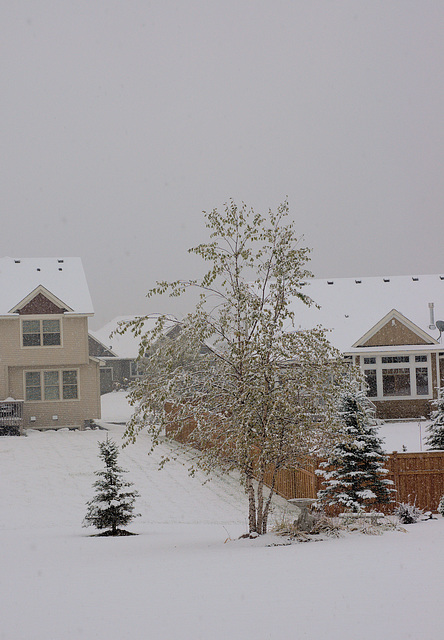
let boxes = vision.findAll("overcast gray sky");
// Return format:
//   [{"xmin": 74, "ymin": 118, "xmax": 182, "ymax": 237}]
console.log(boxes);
[{"xmin": 2, "ymin": 1, "xmax": 443, "ymax": 328}]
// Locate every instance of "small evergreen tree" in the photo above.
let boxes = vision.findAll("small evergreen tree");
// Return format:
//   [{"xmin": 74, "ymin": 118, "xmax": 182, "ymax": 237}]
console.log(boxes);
[
  {"xmin": 425, "ymin": 387, "xmax": 444, "ymax": 450},
  {"xmin": 83, "ymin": 437, "xmax": 140, "ymax": 536},
  {"xmin": 317, "ymin": 383, "xmax": 395, "ymax": 513}
]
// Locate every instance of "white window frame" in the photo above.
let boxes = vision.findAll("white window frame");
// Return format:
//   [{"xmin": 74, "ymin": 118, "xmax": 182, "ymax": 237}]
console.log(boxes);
[
  {"xmin": 24, "ymin": 368, "xmax": 79, "ymax": 402},
  {"xmin": 130, "ymin": 360, "xmax": 141, "ymax": 377},
  {"xmin": 20, "ymin": 316, "xmax": 63, "ymax": 349},
  {"xmin": 361, "ymin": 353, "xmax": 433, "ymax": 401}
]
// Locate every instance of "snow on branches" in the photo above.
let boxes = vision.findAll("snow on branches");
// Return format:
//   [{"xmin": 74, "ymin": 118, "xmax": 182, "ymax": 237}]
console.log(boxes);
[{"xmin": 117, "ymin": 200, "xmax": 352, "ymax": 534}]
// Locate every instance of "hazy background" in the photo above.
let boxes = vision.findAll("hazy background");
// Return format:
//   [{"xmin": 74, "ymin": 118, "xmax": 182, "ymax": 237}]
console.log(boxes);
[{"xmin": 1, "ymin": 1, "xmax": 443, "ymax": 329}]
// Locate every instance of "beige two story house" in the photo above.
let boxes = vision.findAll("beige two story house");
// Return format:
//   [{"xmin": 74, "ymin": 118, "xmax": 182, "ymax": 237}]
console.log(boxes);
[{"xmin": 0, "ymin": 257, "xmax": 101, "ymax": 434}]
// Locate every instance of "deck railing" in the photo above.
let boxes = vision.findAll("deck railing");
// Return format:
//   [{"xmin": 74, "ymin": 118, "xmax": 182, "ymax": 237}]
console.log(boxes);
[{"xmin": 0, "ymin": 400, "xmax": 24, "ymax": 435}]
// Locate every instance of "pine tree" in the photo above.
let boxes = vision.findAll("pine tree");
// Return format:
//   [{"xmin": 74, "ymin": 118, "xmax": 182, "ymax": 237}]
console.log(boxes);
[
  {"xmin": 425, "ymin": 387, "xmax": 444, "ymax": 450},
  {"xmin": 83, "ymin": 437, "xmax": 140, "ymax": 535},
  {"xmin": 317, "ymin": 383, "xmax": 394, "ymax": 513}
]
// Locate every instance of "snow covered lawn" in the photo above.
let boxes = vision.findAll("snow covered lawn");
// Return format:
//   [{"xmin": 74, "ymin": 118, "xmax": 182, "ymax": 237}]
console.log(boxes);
[{"xmin": 1, "ymin": 392, "xmax": 443, "ymax": 639}]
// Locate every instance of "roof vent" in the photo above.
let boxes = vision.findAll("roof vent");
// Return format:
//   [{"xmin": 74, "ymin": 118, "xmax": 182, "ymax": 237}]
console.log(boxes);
[
  {"xmin": 14, "ymin": 260, "xmax": 21, "ymax": 264},
  {"xmin": 37, "ymin": 268, "xmax": 41, "ymax": 272},
  {"xmin": 58, "ymin": 259, "xmax": 64, "ymax": 263},
  {"xmin": 383, "ymin": 278, "xmax": 390, "ymax": 283},
  {"xmin": 327, "ymin": 280, "xmax": 334, "ymax": 285},
  {"xmin": 412, "ymin": 277, "xmax": 419, "ymax": 281},
  {"xmin": 58, "ymin": 268, "xmax": 63, "ymax": 271},
  {"xmin": 355, "ymin": 279, "xmax": 362, "ymax": 284},
  {"xmin": 440, "ymin": 276, "xmax": 444, "ymax": 281}
]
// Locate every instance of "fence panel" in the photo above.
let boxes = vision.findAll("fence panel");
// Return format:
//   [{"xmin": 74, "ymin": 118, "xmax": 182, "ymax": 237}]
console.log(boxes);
[{"xmin": 386, "ymin": 452, "xmax": 444, "ymax": 512}]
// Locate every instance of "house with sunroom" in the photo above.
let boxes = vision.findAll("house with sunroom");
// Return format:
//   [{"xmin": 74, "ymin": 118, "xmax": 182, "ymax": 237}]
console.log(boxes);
[
  {"xmin": 0, "ymin": 257, "xmax": 101, "ymax": 434},
  {"xmin": 288, "ymin": 275, "xmax": 444, "ymax": 420}
]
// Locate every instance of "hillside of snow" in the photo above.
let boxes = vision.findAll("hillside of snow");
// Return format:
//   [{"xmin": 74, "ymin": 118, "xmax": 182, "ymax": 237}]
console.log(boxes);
[{"xmin": 1, "ymin": 392, "xmax": 443, "ymax": 639}]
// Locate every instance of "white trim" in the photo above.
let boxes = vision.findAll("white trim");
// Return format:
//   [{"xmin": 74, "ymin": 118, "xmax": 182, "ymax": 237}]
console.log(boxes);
[{"xmin": 346, "ymin": 344, "xmax": 442, "ymax": 355}]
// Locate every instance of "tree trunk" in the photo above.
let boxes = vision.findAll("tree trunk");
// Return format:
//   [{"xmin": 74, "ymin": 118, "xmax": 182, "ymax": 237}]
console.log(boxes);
[
  {"xmin": 262, "ymin": 465, "xmax": 279, "ymax": 534},
  {"xmin": 256, "ymin": 472, "xmax": 264, "ymax": 534},
  {"xmin": 246, "ymin": 473, "xmax": 257, "ymax": 533}
]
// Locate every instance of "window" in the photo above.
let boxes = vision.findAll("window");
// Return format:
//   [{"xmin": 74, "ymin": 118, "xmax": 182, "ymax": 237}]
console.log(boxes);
[
  {"xmin": 382, "ymin": 368, "xmax": 410, "ymax": 396},
  {"xmin": 25, "ymin": 370, "xmax": 78, "ymax": 402},
  {"xmin": 63, "ymin": 370, "xmax": 78, "ymax": 399},
  {"xmin": 22, "ymin": 319, "xmax": 61, "ymax": 347},
  {"xmin": 364, "ymin": 369, "xmax": 377, "ymax": 397},
  {"xmin": 25, "ymin": 371, "xmax": 42, "ymax": 401},
  {"xmin": 44, "ymin": 371, "xmax": 60, "ymax": 400},
  {"xmin": 361, "ymin": 353, "xmax": 431, "ymax": 400},
  {"xmin": 415, "ymin": 367, "xmax": 429, "ymax": 395},
  {"xmin": 130, "ymin": 361, "xmax": 142, "ymax": 377}
]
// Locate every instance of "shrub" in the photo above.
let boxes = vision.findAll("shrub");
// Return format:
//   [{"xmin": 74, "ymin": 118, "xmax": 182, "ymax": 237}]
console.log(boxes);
[
  {"xmin": 395, "ymin": 502, "xmax": 423, "ymax": 524},
  {"xmin": 438, "ymin": 496, "xmax": 444, "ymax": 517}
]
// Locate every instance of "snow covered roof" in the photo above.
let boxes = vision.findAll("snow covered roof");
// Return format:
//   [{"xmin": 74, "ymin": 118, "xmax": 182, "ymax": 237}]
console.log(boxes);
[
  {"xmin": 0, "ymin": 257, "xmax": 94, "ymax": 316},
  {"xmin": 287, "ymin": 274, "xmax": 444, "ymax": 353},
  {"xmin": 90, "ymin": 315, "xmax": 176, "ymax": 359}
]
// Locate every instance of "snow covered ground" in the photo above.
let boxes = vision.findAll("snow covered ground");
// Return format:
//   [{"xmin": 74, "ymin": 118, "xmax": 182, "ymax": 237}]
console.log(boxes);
[
  {"xmin": 378, "ymin": 419, "xmax": 429, "ymax": 453},
  {"xmin": 1, "ymin": 391, "xmax": 443, "ymax": 640}
]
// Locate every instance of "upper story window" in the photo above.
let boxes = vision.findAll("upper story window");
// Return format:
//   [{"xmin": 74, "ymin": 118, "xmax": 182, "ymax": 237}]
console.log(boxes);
[
  {"xmin": 363, "ymin": 353, "xmax": 432, "ymax": 400},
  {"xmin": 22, "ymin": 319, "xmax": 61, "ymax": 347}
]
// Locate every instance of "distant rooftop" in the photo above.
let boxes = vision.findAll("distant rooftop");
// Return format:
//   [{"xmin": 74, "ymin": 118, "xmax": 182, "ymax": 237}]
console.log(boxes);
[
  {"xmin": 0, "ymin": 257, "xmax": 94, "ymax": 316},
  {"xmin": 90, "ymin": 315, "xmax": 176, "ymax": 359},
  {"xmin": 287, "ymin": 274, "xmax": 444, "ymax": 352}
]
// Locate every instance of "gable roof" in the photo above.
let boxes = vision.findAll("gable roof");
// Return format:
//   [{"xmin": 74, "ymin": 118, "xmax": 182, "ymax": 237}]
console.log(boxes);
[
  {"xmin": 352, "ymin": 308, "xmax": 439, "ymax": 348},
  {"xmin": 287, "ymin": 274, "xmax": 444, "ymax": 352},
  {"xmin": 90, "ymin": 315, "xmax": 177, "ymax": 359},
  {"xmin": 0, "ymin": 257, "xmax": 94, "ymax": 316}
]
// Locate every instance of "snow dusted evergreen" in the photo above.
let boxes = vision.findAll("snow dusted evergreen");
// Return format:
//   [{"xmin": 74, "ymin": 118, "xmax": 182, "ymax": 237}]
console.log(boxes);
[
  {"xmin": 425, "ymin": 387, "xmax": 444, "ymax": 450},
  {"xmin": 317, "ymin": 383, "xmax": 394, "ymax": 513},
  {"xmin": 83, "ymin": 437, "xmax": 140, "ymax": 535},
  {"xmin": 438, "ymin": 495, "xmax": 444, "ymax": 517},
  {"xmin": 117, "ymin": 201, "xmax": 349, "ymax": 534}
]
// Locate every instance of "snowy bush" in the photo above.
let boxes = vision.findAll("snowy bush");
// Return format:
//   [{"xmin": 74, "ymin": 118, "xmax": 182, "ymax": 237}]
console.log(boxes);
[
  {"xmin": 438, "ymin": 496, "xmax": 444, "ymax": 517},
  {"xmin": 395, "ymin": 502, "xmax": 423, "ymax": 524}
]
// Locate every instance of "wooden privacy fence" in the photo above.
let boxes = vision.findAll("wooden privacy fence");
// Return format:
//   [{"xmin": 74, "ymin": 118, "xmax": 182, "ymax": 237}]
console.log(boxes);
[
  {"xmin": 164, "ymin": 404, "xmax": 444, "ymax": 511},
  {"xmin": 385, "ymin": 452, "xmax": 444, "ymax": 512},
  {"xmin": 269, "ymin": 452, "xmax": 444, "ymax": 512},
  {"xmin": 264, "ymin": 461, "xmax": 320, "ymax": 501}
]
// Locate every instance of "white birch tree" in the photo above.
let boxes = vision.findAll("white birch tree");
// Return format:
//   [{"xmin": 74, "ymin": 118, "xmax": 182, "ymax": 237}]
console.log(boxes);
[{"xmin": 118, "ymin": 200, "xmax": 350, "ymax": 534}]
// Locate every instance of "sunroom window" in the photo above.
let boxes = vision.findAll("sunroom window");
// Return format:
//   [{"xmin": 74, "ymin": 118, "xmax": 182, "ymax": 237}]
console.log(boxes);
[
  {"xmin": 364, "ymin": 369, "xmax": 377, "ymax": 397},
  {"xmin": 362, "ymin": 354, "xmax": 431, "ymax": 399},
  {"xmin": 382, "ymin": 367, "xmax": 410, "ymax": 396}
]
